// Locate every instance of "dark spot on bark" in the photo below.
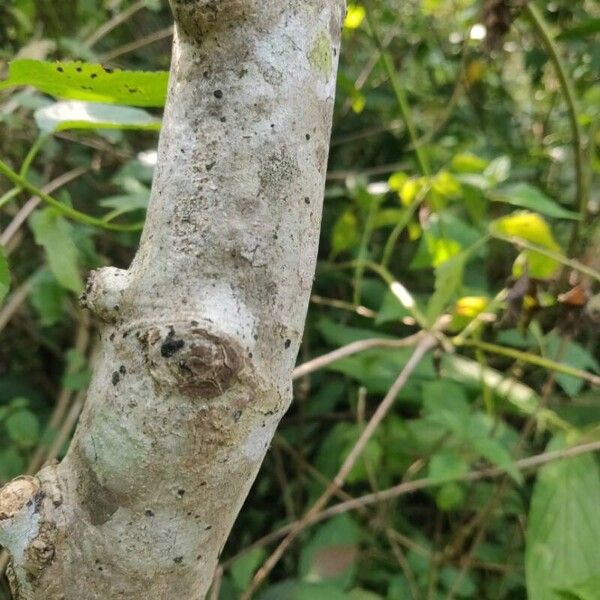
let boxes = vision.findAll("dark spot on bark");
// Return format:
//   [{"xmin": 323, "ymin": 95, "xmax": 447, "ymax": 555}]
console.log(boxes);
[
  {"xmin": 161, "ymin": 329, "xmax": 185, "ymax": 358},
  {"xmin": 305, "ymin": 133, "xmax": 311, "ymax": 140},
  {"xmin": 205, "ymin": 525, "xmax": 212, "ymax": 530},
  {"xmin": 119, "ymin": 365, "xmax": 126, "ymax": 375},
  {"xmin": 111, "ymin": 371, "xmax": 120, "ymax": 386},
  {"xmin": 145, "ymin": 509, "xmax": 154, "ymax": 517},
  {"xmin": 213, "ymin": 89, "xmax": 223, "ymax": 99},
  {"xmin": 234, "ymin": 410, "xmax": 242, "ymax": 422},
  {"xmin": 304, "ymin": 197, "xmax": 310, "ymax": 204},
  {"xmin": 220, "ymin": 116, "xmax": 227, "ymax": 122},
  {"xmin": 206, "ymin": 162, "xmax": 216, "ymax": 171},
  {"xmin": 284, "ymin": 339, "xmax": 291, "ymax": 349},
  {"xmin": 110, "ymin": 332, "xmax": 115, "ymax": 341},
  {"xmin": 177, "ymin": 489, "xmax": 185, "ymax": 498},
  {"xmin": 174, "ymin": 556, "xmax": 184, "ymax": 564}
]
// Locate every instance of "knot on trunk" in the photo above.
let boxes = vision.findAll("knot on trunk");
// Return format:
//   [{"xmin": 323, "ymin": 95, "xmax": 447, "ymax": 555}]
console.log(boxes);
[
  {"xmin": 0, "ymin": 477, "xmax": 40, "ymax": 522},
  {"xmin": 137, "ymin": 322, "xmax": 246, "ymax": 399},
  {"xmin": 80, "ymin": 267, "xmax": 130, "ymax": 323}
]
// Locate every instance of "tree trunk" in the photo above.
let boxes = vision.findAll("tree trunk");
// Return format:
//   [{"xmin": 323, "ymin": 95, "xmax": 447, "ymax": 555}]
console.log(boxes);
[{"xmin": 0, "ymin": 1, "xmax": 345, "ymax": 597}]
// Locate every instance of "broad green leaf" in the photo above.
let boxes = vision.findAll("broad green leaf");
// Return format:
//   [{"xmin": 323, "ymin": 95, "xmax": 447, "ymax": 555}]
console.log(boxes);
[
  {"xmin": 0, "ymin": 246, "xmax": 10, "ymax": 303},
  {"xmin": 557, "ymin": 576, "xmax": 600, "ymax": 600},
  {"xmin": 436, "ymin": 482, "xmax": 465, "ymax": 510},
  {"xmin": 300, "ymin": 515, "xmax": 360, "ymax": 587},
  {"xmin": 30, "ymin": 208, "xmax": 83, "ymax": 293},
  {"xmin": 349, "ymin": 589, "xmax": 383, "ymax": 599},
  {"xmin": 331, "ymin": 210, "xmax": 359, "ymax": 256},
  {"xmin": 484, "ymin": 156, "xmax": 511, "ymax": 184},
  {"xmin": 0, "ymin": 60, "xmax": 168, "ymax": 107},
  {"xmin": 5, "ymin": 409, "xmax": 40, "ymax": 447},
  {"xmin": 526, "ymin": 436, "xmax": 600, "ymax": 600},
  {"xmin": 34, "ymin": 100, "xmax": 161, "ymax": 133},
  {"xmin": 492, "ymin": 183, "xmax": 579, "ymax": 220},
  {"xmin": 230, "ymin": 548, "xmax": 266, "ymax": 592},
  {"xmin": 375, "ymin": 289, "xmax": 411, "ymax": 325}
]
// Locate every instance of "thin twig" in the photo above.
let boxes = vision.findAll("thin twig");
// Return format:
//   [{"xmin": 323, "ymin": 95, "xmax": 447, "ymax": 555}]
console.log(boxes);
[
  {"xmin": 243, "ymin": 335, "xmax": 437, "ymax": 598},
  {"xmin": 99, "ymin": 26, "xmax": 174, "ymax": 63},
  {"xmin": 0, "ymin": 167, "xmax": 87, "ymax": 249},
  {"xmin": 292, "ymin": 332, "xmax": 423, "ymax": 380},
  {"xmin": 84, "ymin": 0, "xmax": 148, "ymax": 48}
]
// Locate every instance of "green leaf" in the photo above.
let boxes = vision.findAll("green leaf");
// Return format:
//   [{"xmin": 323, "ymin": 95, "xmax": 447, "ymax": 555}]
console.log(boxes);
[
  {"xmin": 556, "ymin": 18, "xmax": 600, "ymax": 40},
  {"xmin": 545, "ymin": 333, "xmax": 600, "ymax": 397},
  {"xmin": 470, "ymin": 437, "xmax": 523, "ymax": 484},
  {"xmin": 375, "ymin": 289, "xmax": 411, "ymax": 325},
  {"xmin": 526, "ymin": 436, "xmax": 600, "ymax": 600},
  {"xmin": 557, "ymin": 576, "xmax": 600, "ymax": 600},
  {"xmin": 331, "ymin": 210, "xmax": 359, "ymax": 256},
  {"xmin": 491, "ymin": 183, "xmax": 579, "ymax": 220},
  {"xmin": 29, "ymin": 269, "xmax": 67, "ymax": 326},
  {"xmin": 258, "ymin": 581, "xmax": 347, "ymax": 600},
  {"xmin": 5, "ymin": 409, "xmax": 40, "ymax": 447},
  {"xmin": 300, "ymin": 515, "xmax": 360, "ymax": 587},
  {"xmin": 230, "ymin": 548, "xmax": 266, "ymax": 592},
  {"xmin": 0, "ymin": 447, "xmax": 25, "ymax": 480},
  {"xmin": 0, "ymin": 60, "xmax": 168, "ymax": 107},
  {"xmin": 30, "ymin": 208, "xmax": 83, "ymax": 293},
  {"xmin": 490, "ymin": 211, "xmax": 562, "ymax": 279},
  {"xmin": 0, "ymin": 245, "xmax": 10, "ymax": 303},
  {"xmin": 428, "ymin": 451, "xmax": 469, "ymax": 484},
  {"xmin": 34, "ymin": 101, "xmax": 162, "ymax": 133},
  {"xmin": 426, "ymin": 251, "xmax": 467, "ymax": 322}
]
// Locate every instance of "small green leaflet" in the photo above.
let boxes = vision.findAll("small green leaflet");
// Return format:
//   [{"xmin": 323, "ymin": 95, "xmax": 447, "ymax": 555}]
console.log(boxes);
[
  {"xmin": 0, "ymin": 246, "xmax": 10, "ymax": 303},
  {"xmin": 35, "ymin": 101, "xmax": 161, "ymax": 133},
  {"xmin": 30, "ymin": 208, "xmax": 83, "ymax": 293},
  {"xmin": 0, "ymin": 60, "xmax": 168, "ymax": 107}
]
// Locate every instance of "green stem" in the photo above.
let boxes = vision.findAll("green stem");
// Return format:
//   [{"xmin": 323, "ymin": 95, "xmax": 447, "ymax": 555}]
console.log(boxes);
[
  {"xmin": 454, "ymin": 337, "xmax": 600, "ymax": 387},
  {"xmin": 353, "ymin": 194, "xmax": 380, "ymax": 305},
  {"xmin": 365, "ymin": 11, "xmax": 431, "ymax": 177},
  {"xmin": 0, "ymin": 159, "xmax": 143, "ymax": 232},
  {"xmin": 523, "ymin": 3, "xmax": 586, "ymax": 253}
]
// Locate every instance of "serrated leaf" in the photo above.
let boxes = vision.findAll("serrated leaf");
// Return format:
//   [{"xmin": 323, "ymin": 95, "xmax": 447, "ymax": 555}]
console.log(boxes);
[
  {"xmin": 5, "ymin": 409, "xmax": 40, "ymax": 447},
  {"xmin": 0, "ymin": 246, "xmax": 10, "ymax": 303},
  {"xmin": 35, "ymin": 100, "xmax": 161, "ymax": 133},
  {"xmin": 492, "ymin": 183, "xmax": 579, "ymax": 220},
  {"xmin": 0, "ymin": 60, "xmax": 168, "ymax": 107},
  {"xmin": 526, "ymin": 436, "xmax": 600, "ymax": 600},
  {"xmin": 30, "ymin": 208, "xmax": 83, "ymax": 293}
]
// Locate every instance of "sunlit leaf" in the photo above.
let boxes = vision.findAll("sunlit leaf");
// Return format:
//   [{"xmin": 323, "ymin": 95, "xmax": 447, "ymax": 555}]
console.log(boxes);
[
  {"xmin": 0, "ymin": 59, "xmax": 168, "ymax": 107},
  {"xmin": 345, "ymin": 5, "xmax": 366, "ymax": 29},
  {"xmin": 331, "ymin": 210, "xmax": 359, "ymax": 256},
  {"xmin": 35, "ymin": 100, "xmax": 161, "ymax": 133},
  {"xmin": 451, "ymin": 153, "xmax": 488, "ymax": 173}
]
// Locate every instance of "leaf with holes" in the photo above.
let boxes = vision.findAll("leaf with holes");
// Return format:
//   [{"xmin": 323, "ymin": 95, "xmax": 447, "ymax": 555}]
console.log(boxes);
[{"xmin": 0, "ymin": 60, "xmax": 168, "ymax": 107}]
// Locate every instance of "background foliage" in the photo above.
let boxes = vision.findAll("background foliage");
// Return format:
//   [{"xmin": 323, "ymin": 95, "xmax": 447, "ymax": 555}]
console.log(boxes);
[{"xmin": 1, "ymin": 1, "xmax": 599, "ymax": 598}]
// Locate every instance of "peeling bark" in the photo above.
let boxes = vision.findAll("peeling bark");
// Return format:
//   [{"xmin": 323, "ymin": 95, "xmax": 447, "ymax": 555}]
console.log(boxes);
[{"xmin": 0, "ymin": 1, "xmax": 345, "ymax": 598}]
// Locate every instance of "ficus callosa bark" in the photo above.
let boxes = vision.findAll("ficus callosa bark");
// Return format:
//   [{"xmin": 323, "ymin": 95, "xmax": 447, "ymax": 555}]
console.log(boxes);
[{"xmin": 0, "ymin": 1, "xmax": 345, "ymax": 598}]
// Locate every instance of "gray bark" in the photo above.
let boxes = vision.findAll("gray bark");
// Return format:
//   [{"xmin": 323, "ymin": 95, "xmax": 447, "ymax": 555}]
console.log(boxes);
[{"xmin": 0, "ymin": 1, "xmax": 345, "ymax": 598}]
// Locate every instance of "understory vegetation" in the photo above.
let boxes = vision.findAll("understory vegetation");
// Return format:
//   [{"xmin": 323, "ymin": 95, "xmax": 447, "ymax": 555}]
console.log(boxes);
[{"xmin": 0, "ymin": 1, "xmax": 599, "ymax": 598}]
